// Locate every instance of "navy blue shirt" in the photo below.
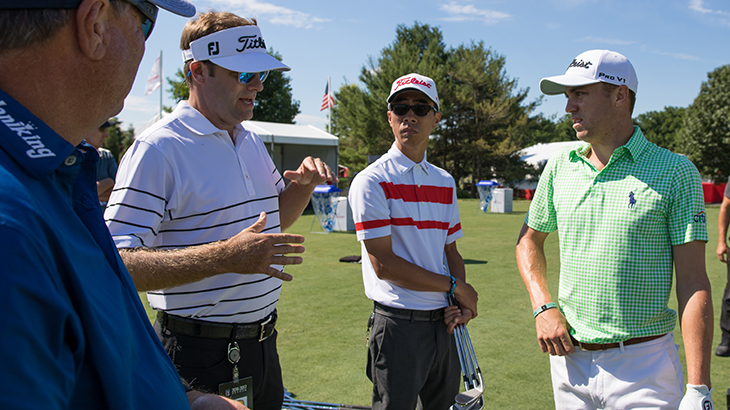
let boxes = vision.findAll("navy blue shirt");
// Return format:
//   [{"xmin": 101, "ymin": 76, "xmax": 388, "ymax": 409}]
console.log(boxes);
[{"xmin": 0, "ymin": 89, "xmax": 189, "ymax": 409}]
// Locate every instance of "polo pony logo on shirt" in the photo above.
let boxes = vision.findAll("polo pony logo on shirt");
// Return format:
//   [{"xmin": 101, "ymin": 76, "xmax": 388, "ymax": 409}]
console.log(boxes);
[{"xmin": 628, "ymin": 191, "xmax": 636, "ymax": 210}]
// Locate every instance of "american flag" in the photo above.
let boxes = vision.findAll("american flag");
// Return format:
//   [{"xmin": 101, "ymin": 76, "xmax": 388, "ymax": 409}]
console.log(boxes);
[{"xmin": 320, "ymin": 82, "xmax": 334, "ymax": 111}]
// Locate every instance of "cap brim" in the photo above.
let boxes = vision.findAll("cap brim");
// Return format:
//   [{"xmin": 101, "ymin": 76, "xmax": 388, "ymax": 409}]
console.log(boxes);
[
  {"xmin": 150, "ymin": 0, "xmax": 195, "ymax": 17},
  {"xmin": 387, "ymin": 88, "xmax": 439, "ymax": 110},
  {"xmin": 539, "ymin": 74, "xmax": 601, "ymax": 95},
  {"xmin": 212, "ymin": 52, "xmax": 291, "ymax": 73}
]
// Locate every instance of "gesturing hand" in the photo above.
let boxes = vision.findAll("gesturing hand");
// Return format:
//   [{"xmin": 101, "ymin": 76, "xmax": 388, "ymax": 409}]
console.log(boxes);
[
  {"xmin": 282, "ymin": 156, "xmax": 338, "ymax": 187},
  {"xmin": 215, "ymin": 212, "xmax": 305, "ymax": 281}
]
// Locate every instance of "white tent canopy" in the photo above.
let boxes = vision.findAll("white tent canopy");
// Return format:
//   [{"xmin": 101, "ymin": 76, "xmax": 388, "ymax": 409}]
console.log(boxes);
[
  {"xmin": 514, "ymin": 141, "xmax": 582, "ymax": 190},
  {"xmin": 243, "ymin": 120, "xmax": 338, "ymax": 175},
  {"xmin": 138, "ymin": 114, "xmax": 339, "ymax": 175},
  {"xmin": 519, "ymin": 141, "xmax": 582, "ymax": 168}
]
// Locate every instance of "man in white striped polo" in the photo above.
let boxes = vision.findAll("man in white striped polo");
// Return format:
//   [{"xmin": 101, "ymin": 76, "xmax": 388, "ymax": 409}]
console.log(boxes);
[
  {"xmin": 348, "ymin": 73, "xmax": 479, "ymax": 410},
  {"xmin": 104, "ymin": 11, "xmax": 335, "ymax": 410},
  {"xmin": 516, "ymin": 49, "xmax": 713, "ymax": 409}
]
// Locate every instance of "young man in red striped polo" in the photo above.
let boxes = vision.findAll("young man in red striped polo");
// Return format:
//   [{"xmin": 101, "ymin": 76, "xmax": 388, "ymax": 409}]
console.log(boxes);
[{"xmin": 348, "ymin": 73, "xmax": 479, "ymax": 410}]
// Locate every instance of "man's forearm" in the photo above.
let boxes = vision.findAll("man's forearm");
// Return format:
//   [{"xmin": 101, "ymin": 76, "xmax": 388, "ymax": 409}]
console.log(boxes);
[
  {"xmin": 278, "ymin": 181, "xmax": 316, "ymax": 231},
  {"xmin": 515, "ymin": 225, "xmax": 553, "ymax": 309},
  {"xmin": 119, "ymin": 244, "xmax": 227, "ymax": 291},
  {"xmin": 718, "ymin": 200, "xmax": 730, "ymax": 244},
  {"xmin": 679, "ymin": 288, "xmax": 713, "ymax": 386}
]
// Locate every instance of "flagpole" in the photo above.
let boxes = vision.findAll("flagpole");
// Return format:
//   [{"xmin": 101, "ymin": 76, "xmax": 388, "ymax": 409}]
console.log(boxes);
[
  {"xmin": 327, "ymin": 76, "xmax": 331, "ymax": 133},
  {"xmin": 159, "ymin": 50, "xmax": 163, "ymax": 120}
]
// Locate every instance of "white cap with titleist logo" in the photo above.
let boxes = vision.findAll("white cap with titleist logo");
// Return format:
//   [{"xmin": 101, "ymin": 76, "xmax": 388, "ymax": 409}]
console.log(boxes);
[
  {"xmin": 539, "ymin": 49, "xmax": 638, "ymax": 95},
  {"xmin": 387, "ymin": 73, "xmax": 440, "ymax": 111},
  {"xmin": 182, "ymin": 25, "xmax": 290, "ymax": 73}
]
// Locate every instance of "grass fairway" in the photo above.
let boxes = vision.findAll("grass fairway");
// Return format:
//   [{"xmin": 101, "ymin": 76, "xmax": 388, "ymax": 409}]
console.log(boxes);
[{"xmin": 141, "ymin": 199, "xmax": 730, "ymax": 409}]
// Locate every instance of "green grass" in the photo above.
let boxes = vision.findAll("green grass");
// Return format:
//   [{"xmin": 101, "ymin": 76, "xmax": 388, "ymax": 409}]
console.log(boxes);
[{"xmin": 140, "ymin": 199, "xmax": 730, "ymax": 408}]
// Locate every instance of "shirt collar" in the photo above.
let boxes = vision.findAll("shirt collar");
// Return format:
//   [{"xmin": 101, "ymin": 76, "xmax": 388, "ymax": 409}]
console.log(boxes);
[
  {"xmin": 0, "ymin": 88, "xmax": 75, "ymax": 180},
  {"xmin": 568, "ymin": 126, "xmax": 649, "ymax": 164},
  {"xmin": 387, "ymin": 142, "xmax": 430, "ymax": 175},
  {"xmin": 621, "ymin": 126, "xmax": 649, "ymax": 162},
  {"xmin": 174, "ymin": 100, "xmax": 245, "ymax": 137}
]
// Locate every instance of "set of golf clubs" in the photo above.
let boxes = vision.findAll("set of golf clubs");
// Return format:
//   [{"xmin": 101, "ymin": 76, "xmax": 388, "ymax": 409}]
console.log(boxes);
[
  {"xmin": 281, "ymin": 287, "xmax": 484, "ymax": 410},
  {"xmin": 448, "ymin": 295, "xmax": 485, "ymax": 410},
  {"xmin": 282, "ymin": 389, "xmax": 371, "ymax": 410}
]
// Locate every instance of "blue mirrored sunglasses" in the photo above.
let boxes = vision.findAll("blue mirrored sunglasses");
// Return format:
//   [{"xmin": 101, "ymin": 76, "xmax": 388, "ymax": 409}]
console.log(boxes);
[
  {"xmin": 239, "ymin": 71, "xmax": 270, "ymax": 84},
  {"xmin": 121, "ymin": 0, "xmax": 158, "ymax": 40}
]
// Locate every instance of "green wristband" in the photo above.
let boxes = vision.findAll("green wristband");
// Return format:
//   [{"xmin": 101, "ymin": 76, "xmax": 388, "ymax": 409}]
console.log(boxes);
[{"xmin": 533, "ymin": 302, "xmax": 557, "ymax": 318}]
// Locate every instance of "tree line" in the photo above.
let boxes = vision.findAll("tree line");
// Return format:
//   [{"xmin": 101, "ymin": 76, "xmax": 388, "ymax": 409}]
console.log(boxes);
[
  {"xmin": 103, "ymin": 23, "xmax": 730, "ymax": 188},
  {"xmin": 333, "ymin": 22, "xmax": 730, "ymax": 191}
]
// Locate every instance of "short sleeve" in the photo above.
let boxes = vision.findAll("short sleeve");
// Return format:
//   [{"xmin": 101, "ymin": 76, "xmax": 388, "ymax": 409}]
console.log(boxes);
[
  {"xmin": 667, "ymin": 157, "xmax": 708, "ymax": 245},
  {"xmin": 526, "ymin": 156, "xmax": 559, "ymax": 233},
  {"xmin": 349, "ymin": 172, "xmax": 391, "ymax": 241},
  {"xmin": 104, "ymin": 140, "xmax": 174, "ymax": 248},
  {"xmin": 446, "ymin": 178, "xmax": 462, "ymax": 244}
]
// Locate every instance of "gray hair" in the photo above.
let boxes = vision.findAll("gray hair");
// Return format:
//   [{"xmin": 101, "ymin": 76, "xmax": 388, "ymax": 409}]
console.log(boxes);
[
  {"xmin": 0, "ymin": 2, "xmax": 127, "ymax": 52},
  {"xmin": 0, "ymin": 9, "xmax": 72, "ymax": 52}
]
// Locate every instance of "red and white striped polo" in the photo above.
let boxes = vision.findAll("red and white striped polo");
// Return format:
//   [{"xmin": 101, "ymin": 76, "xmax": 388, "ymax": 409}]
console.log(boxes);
[{"xmin": 348, "ymin": 143, "xmax": 462, "ymax": 310}]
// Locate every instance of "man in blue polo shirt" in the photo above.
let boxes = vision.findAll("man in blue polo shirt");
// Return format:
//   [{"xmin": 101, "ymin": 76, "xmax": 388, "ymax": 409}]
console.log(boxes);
[{"xmin": 0, "ymin": 1, "xmax": 248, "ymax": 408}]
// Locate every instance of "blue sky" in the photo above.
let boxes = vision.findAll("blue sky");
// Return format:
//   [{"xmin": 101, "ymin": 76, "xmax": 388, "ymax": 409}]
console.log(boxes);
[{"xmin": 118, "ymin": 0, "xmax": 730, "ymax": 134}]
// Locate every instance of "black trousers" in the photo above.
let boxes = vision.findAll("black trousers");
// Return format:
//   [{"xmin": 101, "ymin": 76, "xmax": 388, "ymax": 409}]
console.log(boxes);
[
  {"xmin": 154, "ymin": 318, "xmax": 284, "ymax": 410},
  {"xmin": 721, "ymin": 262, "xmax": 730, "ymax": 345},
  {"xmin": 366, "ymin": 310, "xmax": 460, "ymax": 410}
]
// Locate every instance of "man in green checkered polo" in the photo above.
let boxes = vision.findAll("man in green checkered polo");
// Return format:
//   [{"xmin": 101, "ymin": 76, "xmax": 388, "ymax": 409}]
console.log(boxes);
[{"xmin": 516, "ymin": 49, "xmax": 714, "ymax": 410}]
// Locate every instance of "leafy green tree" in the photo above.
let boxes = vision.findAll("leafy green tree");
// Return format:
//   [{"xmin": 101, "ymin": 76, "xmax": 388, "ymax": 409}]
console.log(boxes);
[
  {"xmin": 103, "ymin": 118, "xmax": 135, "ymax": 162},
  {"xmin": 165, "ymin": 49, "xmax": 299, "ymax": 123},
  {"xmin": 634, "ymin": 106, "xmax": 686, "ymax": 153},
  {"xmin": 332, "ymin": 22, "xmax": 449, "ymax": 171},
  {"xmin": 680, "ymin": 65, "xmax": 730, "ymax": 181},
  {"xmin": 439, "ymin": 41, "xmax": 536, "ymax": 193}
]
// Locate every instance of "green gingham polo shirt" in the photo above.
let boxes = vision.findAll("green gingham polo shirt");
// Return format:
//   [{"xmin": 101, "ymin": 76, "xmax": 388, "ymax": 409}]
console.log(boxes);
[{"xmin": 526, "ymin": 127, "xmax": 708, "ymax": 344}]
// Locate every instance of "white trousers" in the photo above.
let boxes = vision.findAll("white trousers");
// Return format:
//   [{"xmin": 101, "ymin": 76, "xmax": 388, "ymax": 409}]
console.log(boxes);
[{"xmin": 549, "ymin": 333, "xmax": 684, "ymax": 410}]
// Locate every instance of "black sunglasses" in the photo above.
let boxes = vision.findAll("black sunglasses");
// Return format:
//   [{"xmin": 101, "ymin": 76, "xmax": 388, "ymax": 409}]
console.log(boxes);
[
  {"xmin": 122, "ymin": 0, "xmax": 158, "ymax": 40},
  {"xmin": 388, "ymin": 103, "xmax": 437, "ymax": 117}
]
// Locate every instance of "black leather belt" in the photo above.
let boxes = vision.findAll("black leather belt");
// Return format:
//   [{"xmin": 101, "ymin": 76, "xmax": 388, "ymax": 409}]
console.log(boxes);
[
  {"xmin": 374, "ymin": 302, "xmax": 445, "ymax": 322},
  {"xmin": 570, "ymin": 333, "xmax": 666, "ymax": 351},
  {"xmin": 158, "ymin": 311, "xmax": 277, "ymax": 341}
]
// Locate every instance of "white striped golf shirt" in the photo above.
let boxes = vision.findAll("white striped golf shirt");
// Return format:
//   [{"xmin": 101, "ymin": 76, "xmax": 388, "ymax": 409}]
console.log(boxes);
[
  {"xmin": 105, "ymin": 101, "xmax": 285, "ymax": 324},
  {"xmin": 348, "ymin": 143, "xmax": 462, "ymax": 310}
]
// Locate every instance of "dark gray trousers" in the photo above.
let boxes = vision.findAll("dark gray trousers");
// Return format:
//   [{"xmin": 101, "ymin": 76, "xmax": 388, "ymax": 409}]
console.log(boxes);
[{"xmin": 367, "ymin": 310, "xmax": 461, "ymax": 410}]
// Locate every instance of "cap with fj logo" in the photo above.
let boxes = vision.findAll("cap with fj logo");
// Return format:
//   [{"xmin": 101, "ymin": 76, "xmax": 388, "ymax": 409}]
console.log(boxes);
[{"xmin": 181, "ymin": 25, "xmax": 290, "ymax": 73}]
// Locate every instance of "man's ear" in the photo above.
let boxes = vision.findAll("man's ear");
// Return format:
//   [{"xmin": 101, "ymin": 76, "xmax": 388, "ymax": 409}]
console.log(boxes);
[
  {"xmin": 614, "ymin": 85, "xmax": 630, "ymax": 108},
  {"xmin": 188, "ymin": 61, "xmax": 208, "ymax": 85},
  {"xmin": 76, "ymin": 0, "xmax": 110, "ymax": 61},
  {"xmin": 433, "ymin": 111, "xmax": 442, "ymax": 128}
]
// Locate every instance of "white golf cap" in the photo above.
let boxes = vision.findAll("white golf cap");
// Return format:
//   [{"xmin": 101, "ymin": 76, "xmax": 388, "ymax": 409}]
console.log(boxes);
[
  {"xmin": 182, "ymin": 25, "xmax": 290, "ymax": 73},
  {"xmin": 3, "ymin": 0, "xmax": 195, "ymax": 17},
  {"xmin": 539, "ymin": 49, "xmax": 638, "ymax": 95},
  {"xmin": 387, "ymin": 73, "xmax": 440, "ymax": 111}
]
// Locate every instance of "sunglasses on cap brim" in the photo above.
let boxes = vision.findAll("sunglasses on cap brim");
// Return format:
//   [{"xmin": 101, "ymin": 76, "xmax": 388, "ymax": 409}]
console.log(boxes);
[
  {"xmin": 121, "ymin": 0, "xmax": 158, "ymax": 40},
  {"xmin": 388, "ymin": 103, "xmax": 437, "ymax": 117}
]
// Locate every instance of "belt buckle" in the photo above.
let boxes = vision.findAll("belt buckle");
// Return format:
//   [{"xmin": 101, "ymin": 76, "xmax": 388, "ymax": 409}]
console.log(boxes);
[{"xmin": 258, "ymin": 314, "xmax": 273, "ymax": 342}]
